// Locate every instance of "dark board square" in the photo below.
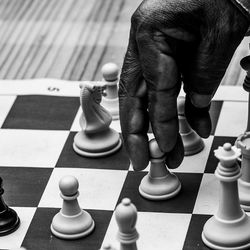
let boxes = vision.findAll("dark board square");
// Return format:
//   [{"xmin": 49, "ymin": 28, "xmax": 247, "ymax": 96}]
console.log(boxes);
[
  {"xmin": 2, "ymin": 95, "xmax": 79, "ymax": 130},
  {"xmin": 209, "ymin": 101, "xmax": 223, "ymax": 135},
  {"xmin": 117, "ymin": 171, "xmax": 203, "ymax": 213},
  {"xmin": 56, "ymin": 132, "xmax": 130, "ymax": 170},
  {"xmin": 0, "ymin": 167, "xmax": 53, "ymax": 207},
  {"xmin": 22, "ymin": 208, "xmax": 113, "ymax": 250},
  {"xmin": 183, "ymin": 214, "xmax": 212, "ymax": 250},
  {"xmin": 205, "ymin": 136, "xmax": 237, "ymax": 173}
]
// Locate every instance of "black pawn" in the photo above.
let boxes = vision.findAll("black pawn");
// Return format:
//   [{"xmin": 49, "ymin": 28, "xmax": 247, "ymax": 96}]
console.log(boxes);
[{"xmin": 0, "ymin": 177, "xmax": 20, "ymax": 236}]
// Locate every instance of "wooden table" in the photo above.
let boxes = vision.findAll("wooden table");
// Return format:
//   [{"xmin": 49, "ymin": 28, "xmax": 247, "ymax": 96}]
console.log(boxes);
[{"xmin": 0, "ymin": 0, "xmax": 248, "ymax": 85}]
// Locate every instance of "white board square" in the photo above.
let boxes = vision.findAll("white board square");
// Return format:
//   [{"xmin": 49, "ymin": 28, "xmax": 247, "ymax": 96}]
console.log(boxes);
[
  {"xmin": 0, "ymin": 207, "xmax": 36, "ymax": 249},
  {"xmin": 193, "ymin": 173, "xmax": 219, "ymax": 215},
  {"xmin": 0, "ymin": 129, "xmax": 69, "ymax": 168},
  {"xmin": 215, "ymin": 101, "xmax": 247, "ymax": 137},
  {"xmin": 102, "ymin": 211, "xmax": 191, "ymax": 250},
  {"xmin": 0, "ymin": 96, "xmax": 16, "ymax": 127},
  {"xmin": 39, "ymin": 168, "xmax": 128, "ymax": 210},
  {"xmin": 175, "ymin": 136, "xmax": 213, "ymax": 173}
]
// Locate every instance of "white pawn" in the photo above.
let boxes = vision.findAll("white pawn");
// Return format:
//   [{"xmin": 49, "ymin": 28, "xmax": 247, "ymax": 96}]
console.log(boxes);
[
  {"xmin": 202, "ymin": 143, "xmax": 250, "ymax": 249},
  {"xmin": 51, "ymin": 175, "xmax": 95, "ymax": 239},
  {"xmin": 139, "ymin": 139, "xmax": 181, "ymax": 200},
  {"xmin": 178, "ymin": 96, "xmax": 204, "ymax": 155},
  {"xmin": 101, "ymin": 63, "xmax": 120, "ymax": 120},
  {"xmin": 115, "ymin": 198, "xmax": 139, "ymax": 250}
]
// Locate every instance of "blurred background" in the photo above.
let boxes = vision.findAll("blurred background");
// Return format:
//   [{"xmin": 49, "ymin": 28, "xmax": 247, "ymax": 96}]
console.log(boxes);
[{"xmin": 0, "ymin": 0, "xmax": 248, "ymax": 84}]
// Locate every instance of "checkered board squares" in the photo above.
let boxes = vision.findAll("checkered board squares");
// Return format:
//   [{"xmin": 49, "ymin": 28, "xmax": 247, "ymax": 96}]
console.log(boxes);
[{"xmin": 0, "ymin": 87, "xmax": 248, "ymax": 250}]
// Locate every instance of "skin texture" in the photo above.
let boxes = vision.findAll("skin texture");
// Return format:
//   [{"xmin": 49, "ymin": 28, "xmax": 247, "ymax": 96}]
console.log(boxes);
[{"xmin": 119, "ymin": 0, "xmax": 249, "ymax": 171}]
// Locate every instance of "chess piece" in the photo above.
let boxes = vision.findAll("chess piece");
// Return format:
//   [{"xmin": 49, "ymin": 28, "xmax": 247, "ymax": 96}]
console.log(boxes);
[
  {"xmin": 101, "ymin": 63, "xmax": 120, "ymax": 120},
  {"xmin": 236, "ymin": 133, "xmax": 250, "ymax": 211},
  {"xmin": 239, "ymin": 55, "xmax": 250, "ymax": 132},
  {"xmin": 115, "ymin": 198, "xmax": 139, "ymax": 250},
  {"xmin": 73, "ymin": 83, "xmax": 122, "ymax": 157},
  {"xmin": 100, "ymin": 243, "xmax": 117, "ymax": 250},
  {"xmin": 202, "ymin": 143, "xmax": 250, "ymax": 250},
  {"xmin": 51, "ymin": 175, "xmax": 95, "ymax": 239},
  {"xmin": 139, "ymin": 139, "xmax": 181, "ymax": 200},
  {"xmin": 0, "ymin": 177, "xmax": 20, "ymax": 236},
  {"xmin": 178, "ymin": 96, "xmax": 204, "ymax": 155}
]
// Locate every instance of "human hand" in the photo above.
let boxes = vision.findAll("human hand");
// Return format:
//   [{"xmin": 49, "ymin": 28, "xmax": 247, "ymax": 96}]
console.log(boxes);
[{"xmin": 119, "ymin": 0, "xmax": 249, "ymax": 171}]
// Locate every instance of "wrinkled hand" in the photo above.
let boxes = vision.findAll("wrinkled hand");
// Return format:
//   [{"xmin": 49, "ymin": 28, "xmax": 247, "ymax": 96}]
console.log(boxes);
[{"xmin": 119, "ymin": 0, "xmax": 249, "ymax": 170}]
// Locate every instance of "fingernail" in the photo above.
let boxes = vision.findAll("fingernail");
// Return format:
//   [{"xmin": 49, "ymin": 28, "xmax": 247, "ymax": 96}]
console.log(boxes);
[{"xmin": 189, "ymin": 92, "xmax": 213, "ymax": 108}]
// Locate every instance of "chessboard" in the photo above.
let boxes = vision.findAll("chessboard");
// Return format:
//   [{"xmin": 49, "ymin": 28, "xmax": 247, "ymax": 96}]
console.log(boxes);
[{"xmin": 0, "ymin": 79, "xmax": 249, "ymax": 250}]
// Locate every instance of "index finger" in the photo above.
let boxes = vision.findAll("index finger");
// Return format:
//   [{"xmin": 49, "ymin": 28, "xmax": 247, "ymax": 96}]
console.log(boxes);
[
  {"xmin": 136, "ymin": 30, "xmax": 182, "ymax": 153},
  {"xmin": 119, "ymin": 29, "xmax": 150, "ymax": 171}
]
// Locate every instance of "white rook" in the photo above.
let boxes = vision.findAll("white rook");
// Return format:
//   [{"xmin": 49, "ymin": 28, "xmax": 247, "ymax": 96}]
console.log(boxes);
[{"xmin": 236, "ymin": 132, "xmax": 250, "ymax": 211}]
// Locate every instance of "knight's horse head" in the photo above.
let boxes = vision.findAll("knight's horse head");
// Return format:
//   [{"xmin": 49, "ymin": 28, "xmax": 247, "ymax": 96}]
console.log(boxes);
[{"xmin": 79, "ymin": 82, "xmax": 112, "ymax": 134}]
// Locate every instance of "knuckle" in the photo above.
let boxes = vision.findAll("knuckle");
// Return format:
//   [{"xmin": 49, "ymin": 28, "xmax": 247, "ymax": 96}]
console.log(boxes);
[
  {"xmin": 131, "ymin": 10, "xmax": 141, "ymax": 28},
  {"xmin": 131, "ymin": 3, "xmax": 157, "ymax": 31}
]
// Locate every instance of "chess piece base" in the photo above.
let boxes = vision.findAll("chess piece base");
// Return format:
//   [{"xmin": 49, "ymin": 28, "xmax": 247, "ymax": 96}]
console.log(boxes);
[
  {"xmin": 51, "ymin": 210, "xmax": 95, "ymax": 239},
  {"xmin": 0, "ymin": 207, "xmax": 20, "ymax": 236},
  {"xmin": 139, "ymin": 173, "xmax": 181, "ymax": 200},
  {"xmin": 202, "ymin": 213, "xmax": 250, "ymax": 250},
  {"xmin": 73, "ymin": 128, "xmax": 122, "ymax": 157},
  {"xmin": 238, "ymin": 179, "xmax": 250, "ymax": 211},
  {"xmin": 181, "ymin": 130, "xmax": 204, "ymax": 156},
  {"xmin": 101, "ymin": 97, "xmax": 119, "ymax": 120}
]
